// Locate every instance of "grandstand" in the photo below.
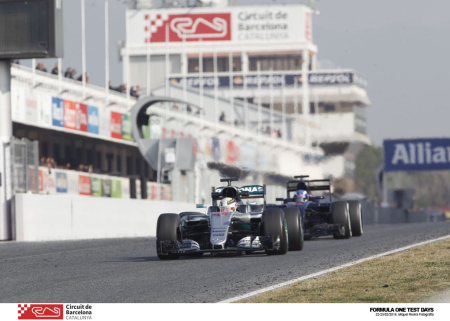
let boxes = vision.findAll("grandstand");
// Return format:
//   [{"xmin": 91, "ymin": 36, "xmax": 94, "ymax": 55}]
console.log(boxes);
[{"xmin": 0, "ymin": 0, "xmax": 371, "ymax": 241}]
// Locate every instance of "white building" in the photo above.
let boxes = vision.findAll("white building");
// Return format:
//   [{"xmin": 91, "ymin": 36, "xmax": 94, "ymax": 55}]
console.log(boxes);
[{"xmin": 123, "ymin": 1, "xmax": 371, "ymax": 192}]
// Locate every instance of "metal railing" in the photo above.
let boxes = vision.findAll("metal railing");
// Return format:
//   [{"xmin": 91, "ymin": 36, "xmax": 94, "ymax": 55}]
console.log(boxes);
[{"xmin": 10, "ymin": 137, "xmax": 39, "ymax": 194}]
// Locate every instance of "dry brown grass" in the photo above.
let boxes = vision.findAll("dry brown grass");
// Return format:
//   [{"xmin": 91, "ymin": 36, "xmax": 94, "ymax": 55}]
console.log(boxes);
[{"xmin": 241, "ymin": 239, "xmax": 450, "ymax": 303}]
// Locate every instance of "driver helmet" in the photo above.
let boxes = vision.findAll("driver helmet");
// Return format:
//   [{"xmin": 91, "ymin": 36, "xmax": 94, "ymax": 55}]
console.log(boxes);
[
  {"xmin": 294, "ymin": 190, "xmax": 308, "ymax": 202},
  {"xmin": 221, "ymin": 197, "xmax": 237, "ymax": 212}
]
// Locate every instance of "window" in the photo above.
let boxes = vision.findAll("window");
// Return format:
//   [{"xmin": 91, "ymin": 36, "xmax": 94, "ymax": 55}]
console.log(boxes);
[
  {"xmin": 249, "ymin": 55, "xmax": 302, "ymax": 71},
  {"xmin": 116, "ymin": 155, "xmax": 122, "ymax": 173},
  {"xmin": 126, "ymin": 156, "xmax": 132, "ymax": 176},
  {"xmin": 96, "ymin": 151, "xmax": 102, "ymax": 169},
  {"xmin": 188, "ymin": 56, "xmax": 241, "ymax": 73},
  {"xmin": 106, "ymin": 153, "xmax": 113, "ymax": 173}
]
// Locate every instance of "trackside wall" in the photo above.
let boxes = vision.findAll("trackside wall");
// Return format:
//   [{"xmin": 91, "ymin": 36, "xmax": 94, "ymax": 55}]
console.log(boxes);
[{"xmin": 15, "ymin": 194, "xmax": 197, "ymax": 242}]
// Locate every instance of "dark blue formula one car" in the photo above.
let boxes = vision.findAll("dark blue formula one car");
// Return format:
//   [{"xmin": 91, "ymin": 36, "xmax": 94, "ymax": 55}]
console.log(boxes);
[{"xmin": 268, "ymin": 175, "xmax": 363, "ymax": 240}]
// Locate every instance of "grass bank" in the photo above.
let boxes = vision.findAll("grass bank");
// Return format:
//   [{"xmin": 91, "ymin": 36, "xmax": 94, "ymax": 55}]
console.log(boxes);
[{"xmin": 241, "ymin": 238, "xmax": 450, "ymax": 303}]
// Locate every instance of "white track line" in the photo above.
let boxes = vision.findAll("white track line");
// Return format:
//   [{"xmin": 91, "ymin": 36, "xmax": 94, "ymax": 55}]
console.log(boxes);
[{"xmin": 218, "ymin": 234, "xmax": 450, "ymax": 303}]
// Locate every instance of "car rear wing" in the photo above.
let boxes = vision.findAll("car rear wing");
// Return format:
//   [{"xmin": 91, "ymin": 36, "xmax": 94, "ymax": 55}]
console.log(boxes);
[{"xmin": 286, "ymin": 179, "xmax": 331, "ymax": 202}]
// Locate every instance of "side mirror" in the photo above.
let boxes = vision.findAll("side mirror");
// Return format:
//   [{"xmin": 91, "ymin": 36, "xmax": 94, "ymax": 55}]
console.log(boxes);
[
  {"xmin": 276, "ymin": 198, "xmax": 284, "ymax": 202},
  {"xmin": 196, "ymin": 204, "xmax": 207, "ymax": 208},
  {"xmin": 246, "ymin": 201, "xmax": 257, "ymax": 205},
  {"xmin": 240, "ymin": 191, "xmax": 250, "ymax": 197}
]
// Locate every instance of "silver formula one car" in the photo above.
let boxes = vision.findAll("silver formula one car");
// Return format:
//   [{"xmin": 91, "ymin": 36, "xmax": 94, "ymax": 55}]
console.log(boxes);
[{"xmin": 156, "ymin": 177, "xmax": 304, "ymax": 260}]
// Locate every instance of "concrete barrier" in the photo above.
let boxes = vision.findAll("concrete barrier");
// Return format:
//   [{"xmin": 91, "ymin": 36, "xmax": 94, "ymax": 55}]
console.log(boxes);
[{"xmin": 14, "ymin": 193, "xmax": 198, "ymax": 242}]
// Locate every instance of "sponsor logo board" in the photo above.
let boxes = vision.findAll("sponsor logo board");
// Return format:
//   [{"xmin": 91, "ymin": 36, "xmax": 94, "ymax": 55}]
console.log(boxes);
[
  {"xmin": 169, "ymin": 72, "xmax": 363, "ymax": 89},
  {"xmin": 79, "ymin": 175, "xmax": 91, "ymax": 195},
  {"xmin": 87, "ymin": 105, "xmax": 99, "ymax": 134},
  {"xmin": 91, "ymin": 177, "xmax": 102, "ymax": 197},
  {"xmin": 55, "ymin": 172, "xmax": 68, "ymax": 193},
  {"xmin": 52, "ymin": 97, "xmax": 64, "ymax": 127},
  {"xmin": 121, "ymin": 114, "xmax": 132, "ymax": 141},
  {"xmin": 128, "ymin": 5, "xmax": 311, "ymax": 46},
  {"xmin": 384, "ymin": 138, "xmax": 450, "ymax": 171},
  {"xmin": 18, "ymin": 304, "xmax": 63, "ymax": 320},
  {"xmin": 76, "ymin": 103, "xmax": 88, "ymax": 132},
  {"xmin": 64, "ymin": 100, "xmax": 77, "ymax": 130},
  {"xmin": 110, "ymin": 112, "xmax": 122, "ymax": 139}
]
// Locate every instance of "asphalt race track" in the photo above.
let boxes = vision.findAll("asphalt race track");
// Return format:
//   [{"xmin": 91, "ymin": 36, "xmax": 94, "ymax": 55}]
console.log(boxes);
[{"xmin": 1, "ymin": 222, "xmax": 449, "ymax": 303}]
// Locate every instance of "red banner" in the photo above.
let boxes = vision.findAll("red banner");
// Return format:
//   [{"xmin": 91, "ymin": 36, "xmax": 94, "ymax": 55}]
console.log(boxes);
[
  {"xmin": 110, "ymin": 112, "xmax": 122, "ymax": 139},
  {"xmin": 145, "ymin": 13, "xmax": 231, "ymax": 43},
  {"xmin": 18, "ymin": 304, "xmax": 63, "ymax": 320},
  {"xmin": 226, "ymin": 140, "xmax": 238, "ymax": 164},
  {"xmin": 76, "ymin": 103, "xmax": 88, "ymax": 132},
  {"xmin": 79, "ymin": 175, "xmax": 91, "ymax": 196},
  {"xmin": 63, "ymin": 100, "xmax": 77, "ymax": 129}
]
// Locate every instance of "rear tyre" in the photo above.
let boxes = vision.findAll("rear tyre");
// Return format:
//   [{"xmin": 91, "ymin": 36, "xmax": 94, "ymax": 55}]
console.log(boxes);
[
  {"xmin": 331, "ymin": 201, "xmax": 352, "ymax": 239},
  {"xmin": 283, "ymin": 207, "xmax": 304, "ymax": 251},
  {"xmin": 262, "ymin": 208, "xmax": 288, "ymax": 255},
  {"xmin": 348, "ymin": 200, "xmax": 363, "ymax": 237},
  {"xmin": 156, "ymin": 213, "xmax": 182, "ymax": 260}
]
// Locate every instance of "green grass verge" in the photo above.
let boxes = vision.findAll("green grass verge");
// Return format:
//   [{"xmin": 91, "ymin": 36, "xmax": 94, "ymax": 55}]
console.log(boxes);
[{"xmin": 240, "ymin": 238, "xmax": 450, "ymax": 303}]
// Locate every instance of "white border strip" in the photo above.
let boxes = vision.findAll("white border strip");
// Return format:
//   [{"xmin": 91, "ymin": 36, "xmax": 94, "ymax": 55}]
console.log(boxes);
[{"xmin": 218, "ymin": 234, "xmax": 450, "ymax": 303}]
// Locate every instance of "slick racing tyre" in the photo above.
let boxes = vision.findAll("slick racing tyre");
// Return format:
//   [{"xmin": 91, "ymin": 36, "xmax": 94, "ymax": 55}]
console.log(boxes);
[
  {"xmin": 283, "ymin": 207, "xmax": 304, "ymax": 251},
  {"xmin": 348, "ymin": 200, "xmax": 363, "ymax": 237},
  {"xmin": 331, "ymin": 201, "xmax": 352, "ymax": 239},
  {"xmin": 262, "ymin": 208, "xmax": 288, "ymax": 255},
  {"xmin": 156, "ymin": 213, "xmax": 182, "ymax": 260}
]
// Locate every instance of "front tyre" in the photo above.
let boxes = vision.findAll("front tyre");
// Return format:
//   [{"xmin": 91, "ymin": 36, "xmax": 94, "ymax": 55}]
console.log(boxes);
[
  {"xmin": 331, "ymin": 201, "xmax": 352, "ymax": 239},
  {"xmin": 156, "ymin": 213, "xmax": 182, "ymax": 260},
  {"xmin": 262, "ymin": 208, "xmax": 288, "ymax": 255},
  {"xmin": 283, "ymin": 207, "xmax": 304, "ymax": 251},
  {"xmin": 348, "ymin": 200, "xmax": 363, "ymax": 237}
]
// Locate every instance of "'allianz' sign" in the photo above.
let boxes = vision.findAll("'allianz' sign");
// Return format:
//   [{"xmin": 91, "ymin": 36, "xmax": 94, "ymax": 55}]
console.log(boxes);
[{"xmin": 384, "ymin": 138, "xmax": 450, "ymax": 171}]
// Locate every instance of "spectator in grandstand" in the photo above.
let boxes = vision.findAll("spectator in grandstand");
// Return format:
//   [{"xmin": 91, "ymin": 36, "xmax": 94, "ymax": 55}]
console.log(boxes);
[
  {"xmin": 186, "ymin": 105, "xmax": 192, "ymax": 113},
  {"xmin": 234, "ymin": 119, "xmax": 239, "ymax": 126},
  {"xmin": 51, "ymin": 63, "xmax": 59, "ymax": 75},
  {"xmin": 40, "ymin": 157, "xmax": 46, "ymax": 166},
  {"xmin": 219, "ymin": 112, "xmax": 225, "ymax": 122},
  {"xmin": 130, "ymin": 85, "xmax": 140, "ymax": 98},
  {"xmin": 277, "ymin": 129, "xmax": 282, "ymax": 138},
  {"xmin": 36, "ymin": 62, "xmax": 47, "ymax": 72},
  {"xmin": 66, "ymin": 163, "xmax": 71, "ymax": 170},
  {"xmin": 77, "ymin": 164, "xmax": 84, "ymax": 171},
  {"xmin": 71, "ymin": 69, "xmax": 77, "ymax": 79},
  {"xmin": 77, "ymin": 72, "xmax": 89, "ymax": 83},
  {"xmin": 88, "ymin": 165, "xmax": 93, "ymax": 173},
  {"xmin": 108, "ymin": 81, "xmax": 117, "ymax": 91},
  {"xmin": 64, "ymin": 67, "xmax": 72, "ymax": 78}
]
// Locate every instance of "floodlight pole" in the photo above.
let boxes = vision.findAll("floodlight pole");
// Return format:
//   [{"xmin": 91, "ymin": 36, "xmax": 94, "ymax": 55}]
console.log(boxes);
[
  {"xmin": 0, "ymin": 60, "xmax": 12, "ymax": 240},
  {"xmin": 105, "ymin": 0, "xmax": 110, "ymax": 102},
  {"xmin": 81, "ymin": 0, "xmax": 86, "ymax": 97}
]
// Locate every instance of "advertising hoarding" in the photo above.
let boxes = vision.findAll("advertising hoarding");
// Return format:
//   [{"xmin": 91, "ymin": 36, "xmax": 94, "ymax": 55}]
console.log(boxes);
[
  {"xmin": 64, "ymin": 100, "xmax": 77, "ymax": 130},
  {"xmin": 52, "ymin": 97, "xmax": 64, "ymax": 127},
  {"xmin": 127, "ymin": 5, "xmax": 312, "ymax": 47},
  {"xmin": 384, "ymin": 138, "xmax": 450, "ymax": 172},
  {"xmin": 110, "ymin": 112, "xmax": 122, "ymax": 139},
  {"xmin": 76, "ymin": 103, "xmax": 88, "ymax": 132},
  {"xmin": 91, "ymin": 177, "xmax": 102, "ymax": 197},
  {"xmin": 55, "ymin": 172, "xmax": 68, "ymax": 193},
  {"xmin": 121, "ymin": 114, "xmax": 132, "ymax": 141},
  {"xmin": 88, "ymin": 105, "xmax": 99, "ymax": 134},
  {"xmin": 168, "ymin": 72, "xmax": 365, "ymax": 89},
  {"xmin": 78, "ymin": 175, "xmax": 91, "ymax": 195},
  {"xmin": 111, "ymin": 180, "xmax": 122, "ymax": 198}
]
